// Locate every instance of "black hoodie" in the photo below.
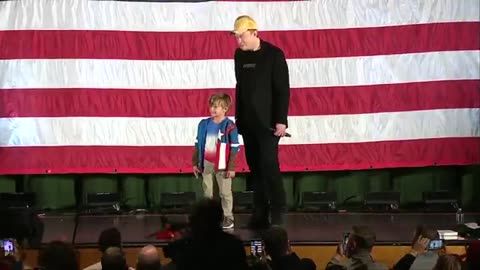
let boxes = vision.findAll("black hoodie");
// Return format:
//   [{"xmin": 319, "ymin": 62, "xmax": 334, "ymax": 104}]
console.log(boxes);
[{"xmin": 234, "ymin": 39, "xmax": 290, "ymax": 134}]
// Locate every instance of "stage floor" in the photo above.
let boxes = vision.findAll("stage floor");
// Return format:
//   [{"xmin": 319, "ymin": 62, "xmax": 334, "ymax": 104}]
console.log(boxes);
[{"xmin": 39, "ymin": 212, "xmax": 480, "ymax": 246}]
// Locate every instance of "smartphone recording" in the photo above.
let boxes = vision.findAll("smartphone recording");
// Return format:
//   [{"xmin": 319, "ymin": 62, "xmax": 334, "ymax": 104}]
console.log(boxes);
[
  {"xmin": 342, "ymin": 232, "xmax": 350, "ymax": 251},
  {"xmin": 1, "ymin": 238, "xmax": 15, "ymax": 256},
  {"xmin": 250, "ymin": 239, "xmax": 263, "ymax": 257},
  {"xmin": 428, "ymin": 239, "xmax": 444, "ymax": 250}
]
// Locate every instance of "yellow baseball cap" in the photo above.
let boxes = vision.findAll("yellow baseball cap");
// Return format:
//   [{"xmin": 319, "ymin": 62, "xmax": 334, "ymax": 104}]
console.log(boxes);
[{"xmin": 231, "ymin": 15, "xmax": 258, "ymax": 35}]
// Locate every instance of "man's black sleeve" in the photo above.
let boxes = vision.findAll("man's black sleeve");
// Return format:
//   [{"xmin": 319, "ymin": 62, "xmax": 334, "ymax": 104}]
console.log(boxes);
[
  {"xmin": 392, "ymin": 253, "xmax": 416, "ymax": 270},
  {"xmin": 234, "ymin": 50, "xmax": 241, "ymax": 121},
  {"xmin": 271, "ymin": 49, "xmax": 290, "ymax": 126}
]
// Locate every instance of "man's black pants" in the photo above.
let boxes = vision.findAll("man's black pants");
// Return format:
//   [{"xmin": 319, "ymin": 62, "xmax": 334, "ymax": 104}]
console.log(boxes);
[{"xmin": 242, "ymin": 128, "xmax": 286, "ymax": 224}]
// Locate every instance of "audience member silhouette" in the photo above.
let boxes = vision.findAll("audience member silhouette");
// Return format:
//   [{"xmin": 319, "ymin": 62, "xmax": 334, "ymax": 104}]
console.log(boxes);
[{"xmin": 163, "ymin": 198, "xmax": 249, "ymax": 270}]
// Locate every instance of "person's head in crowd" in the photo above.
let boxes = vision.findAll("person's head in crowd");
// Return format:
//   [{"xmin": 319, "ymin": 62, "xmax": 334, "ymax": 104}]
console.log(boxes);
[
  {"xmin": 298, "ymin": 258, "xmax": 316, "ymax": 270},
  {"xmin": 98, "ymin": 227, "xmax": 122, "ymax": 253},
  {"xmin": 344, "ymin": 225, "xmax": 376, "ymax": 257},
  {"xmin": 38, "ymin": 240, "xmax": 79, "ymax": 270},
  {"xmin": 432, "ymin": 254, "xmax": 462, "ymax": 270},
  {"xmin": 188, "ymin": 198, "xmax": 224, "ymax": 236},
  {"xmin": 262, "ymin": 226, "xmax": 290, "ymax": 260},
  {"xmin": 412, "ymin": 224, "xmax": 439, "ymax": 243},
  {"xmin": 136, "ymin": 245, "xmax": 161, "ymax": 270},
  {"xmin": 101, "ymin": 246, "xmax": 128, "ymax": 270},
  {"xmin": 410, "ymin": 224, "xmax": 441, "ymax": 255},
  {"xmin": 464, "ymin": 240, "xmax": 480, "ymax": 270}
]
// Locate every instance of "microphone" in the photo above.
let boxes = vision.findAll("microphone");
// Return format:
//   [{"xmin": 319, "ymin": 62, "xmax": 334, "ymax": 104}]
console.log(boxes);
[{"xmin": 270, "ymin": 128, "xmax": 291, "ymax": 137}]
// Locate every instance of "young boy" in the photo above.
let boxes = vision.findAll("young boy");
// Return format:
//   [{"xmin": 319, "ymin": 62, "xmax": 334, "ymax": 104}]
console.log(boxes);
[{"xmin": 192, "ymin": 93, "xmax": 240, "ymax": 229}]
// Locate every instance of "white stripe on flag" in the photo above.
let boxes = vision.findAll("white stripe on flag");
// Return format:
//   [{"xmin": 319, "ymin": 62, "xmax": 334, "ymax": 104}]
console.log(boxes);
[
  {"xmin": 0, "ymin": 0, "xmax": 478, "ymax": 31},
  {"xmin": 1, "ymin": 109, "xmax": 478, "ymax": 147},
  {"xmin": 1, "ymin": 51, "xmax": 478, "ymax": 89}
]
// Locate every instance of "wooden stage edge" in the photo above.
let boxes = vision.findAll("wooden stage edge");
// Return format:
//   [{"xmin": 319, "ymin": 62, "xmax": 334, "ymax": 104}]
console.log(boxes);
[{"xmin": 23, "ymin": 245, "xmax": 467, "ymax": 270}]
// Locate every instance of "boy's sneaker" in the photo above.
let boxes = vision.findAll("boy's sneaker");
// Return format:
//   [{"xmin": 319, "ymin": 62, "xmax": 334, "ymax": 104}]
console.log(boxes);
[{"xmin": 222, "ymin": 217, "xmax": 234, "ymax": 229}]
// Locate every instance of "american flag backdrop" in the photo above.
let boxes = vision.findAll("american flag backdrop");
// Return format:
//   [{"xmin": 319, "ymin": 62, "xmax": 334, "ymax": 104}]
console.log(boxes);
[{"xmin": 0, "ymin": 0, "xmax": 479, "ymax": 174}]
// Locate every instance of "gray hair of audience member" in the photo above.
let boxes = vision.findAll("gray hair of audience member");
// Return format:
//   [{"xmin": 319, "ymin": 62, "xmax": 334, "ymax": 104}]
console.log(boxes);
[
  {"xmin": 136, "ymin": 245, "xmax": 162, "ymax": 270},
  {"xmin": 101, "ymin": 246, "xmax": 128, "ymax": 270},
  {"xmin": 350, "ymin": 225, "xmax": 376, "ymax": 251}
]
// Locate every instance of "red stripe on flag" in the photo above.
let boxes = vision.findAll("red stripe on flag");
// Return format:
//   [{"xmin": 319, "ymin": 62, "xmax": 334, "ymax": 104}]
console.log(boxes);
[
  {"xmin": 0, "ymin": 22, "xmax": 478, "ymax": 60},
  {"xmin": 0, "ymin": 138, "xmax": 478, "ymax": 174},
  {"xmin": 2, "ymin": 80, "xmax": 478, "ymax": 117}
]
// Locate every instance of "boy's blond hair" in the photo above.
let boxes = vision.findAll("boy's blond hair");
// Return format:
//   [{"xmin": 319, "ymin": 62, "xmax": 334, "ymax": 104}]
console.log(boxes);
[{"xmin": 209, "ymin": 93, "xmax": 232, "ymax": 112}]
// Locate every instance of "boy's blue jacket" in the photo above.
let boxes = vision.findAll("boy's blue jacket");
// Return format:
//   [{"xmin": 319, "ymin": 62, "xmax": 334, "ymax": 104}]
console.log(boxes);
[{"xmin": 193, "ymin": 117, "xmax": 240, "ymax": 171}]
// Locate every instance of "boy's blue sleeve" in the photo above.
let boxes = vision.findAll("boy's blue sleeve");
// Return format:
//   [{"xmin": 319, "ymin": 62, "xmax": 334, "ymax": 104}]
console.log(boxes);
[
  {"xmin": 227, "ymin": 122, "xmax": 240, "ymax": 171},
  {"xmin": 192, "ymin": 121, "xmax": 201, "ymax": 167},
  {"xmin": 229, "ymin": 125, "xmax": 240, "ymax": 153}
]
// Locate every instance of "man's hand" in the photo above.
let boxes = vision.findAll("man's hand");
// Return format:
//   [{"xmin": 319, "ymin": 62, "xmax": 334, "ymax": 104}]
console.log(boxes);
[
  {"xmin": 330, "ymin": 242, "xmax": 345, "ymax": 262},
  {"xmin": 273, "ymin": 123, "xmax": 287, "ymax": 137},
  {"xmin": 336, "ymin": 242, "xmax": 345, "ymax": 257},
  {"xmin": 193, "ymin": 166, "xmax": 201, "ymax": 178},
  {"xmin": 410, "ymin": 236, "xmax": 430, "ymax": 256},
  {"xmin": 226, "ymin": 170, "xmax": 236, "ymax": 179}
]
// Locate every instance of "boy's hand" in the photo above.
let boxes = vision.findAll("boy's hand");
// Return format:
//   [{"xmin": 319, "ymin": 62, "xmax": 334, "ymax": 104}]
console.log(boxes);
[
  {"xmin": 193, "ymin": 166, "xmax": 201, "ymax": 178},
  {"xmin": 226, "ymin": 170, "xmax": 235, "ymax": 178}
]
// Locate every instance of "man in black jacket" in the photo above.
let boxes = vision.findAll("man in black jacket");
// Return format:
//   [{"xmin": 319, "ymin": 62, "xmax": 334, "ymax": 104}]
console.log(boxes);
[{"xmin": 231, "ymin": 15, "xmax": 290, "ymax": 228}]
